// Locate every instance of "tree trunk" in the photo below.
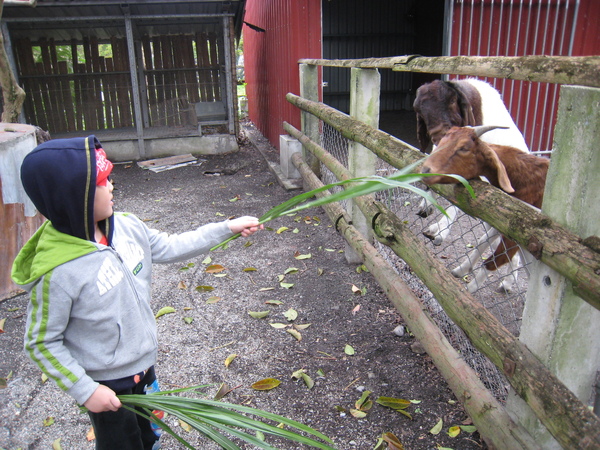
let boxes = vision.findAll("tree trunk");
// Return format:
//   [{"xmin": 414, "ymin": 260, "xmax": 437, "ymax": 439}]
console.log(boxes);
[{"xmin": 0, "ymin": 0, "xmax": 26, "ymax": 123}]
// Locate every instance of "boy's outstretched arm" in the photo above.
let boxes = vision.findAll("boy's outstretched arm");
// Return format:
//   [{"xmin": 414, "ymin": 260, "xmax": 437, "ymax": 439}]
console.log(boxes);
[
  {"xmin": 84, "ymin": 384, "xmax": 122, "ymax": 413},
  {"xmin": 228, "ymin": 216, "xmax": 263, "ymax": 237}
]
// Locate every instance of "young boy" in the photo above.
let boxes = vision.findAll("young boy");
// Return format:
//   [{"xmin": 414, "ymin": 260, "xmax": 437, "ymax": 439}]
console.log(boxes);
[{"xmin": 11, "ymin": 135, "xmax": 262, "ymax": 450}]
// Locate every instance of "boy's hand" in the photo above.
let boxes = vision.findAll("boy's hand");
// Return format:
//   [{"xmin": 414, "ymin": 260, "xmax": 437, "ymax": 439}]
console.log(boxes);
[
  {"xmin": 84, "ymin": 384, "xmax": 122, "ymax": 413},
  {"xmin": 228, "ymin": 216, "xmax": 264, "ymax": 237}
]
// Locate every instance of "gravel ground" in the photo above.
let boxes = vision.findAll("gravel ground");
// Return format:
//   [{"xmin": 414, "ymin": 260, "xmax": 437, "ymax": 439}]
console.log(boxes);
[{"xmin": 0, "ymin": 124, "xmax": 483, "ymax": 450}]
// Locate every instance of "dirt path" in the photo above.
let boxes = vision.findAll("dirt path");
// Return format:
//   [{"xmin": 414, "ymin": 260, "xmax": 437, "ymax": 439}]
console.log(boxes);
[{"xmin": 0, "ymin": 126, "xmax": 483, "ymax": 449}]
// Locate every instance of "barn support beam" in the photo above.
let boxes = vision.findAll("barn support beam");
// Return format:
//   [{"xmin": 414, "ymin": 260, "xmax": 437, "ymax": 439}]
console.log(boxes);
[
  {"xmin": 345, "ymin": 67, "xmax": 379, "ymax": 262},
  {"xmin": 222, "ymin": 16, "xmax": 237, "ymax": 135},
  {"xmin": 506, "ymin": 85, "xmax": 600, "ymax": 448},
  {"xmin": 124, "ymin": 13, "xmax": 145, "ymax": 158}
]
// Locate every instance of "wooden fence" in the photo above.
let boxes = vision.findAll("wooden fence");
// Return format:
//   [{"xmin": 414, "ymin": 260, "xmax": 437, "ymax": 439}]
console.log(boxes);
[
  {"xmin": 13, "ymin": 33, "xmax": 224, "ymax": 134},
  {"xmin": 288, "ymin": 55, "xmax": 600, "ymax": 449}
]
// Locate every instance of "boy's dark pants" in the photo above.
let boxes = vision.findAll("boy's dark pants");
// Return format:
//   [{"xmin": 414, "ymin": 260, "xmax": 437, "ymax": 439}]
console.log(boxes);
[{"xmin": 88, "ymin": 367, "xmax": 159, "ymax": 450}]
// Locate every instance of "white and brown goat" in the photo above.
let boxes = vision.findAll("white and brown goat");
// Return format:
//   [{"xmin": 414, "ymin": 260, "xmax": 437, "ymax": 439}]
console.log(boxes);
[
  {"xmin": 420, "ymin": 125, "xmax": 549, "ymax": 293},
  {"xmin": 413, "ymin": 78, "xmax": 529, "ymax": 245}
]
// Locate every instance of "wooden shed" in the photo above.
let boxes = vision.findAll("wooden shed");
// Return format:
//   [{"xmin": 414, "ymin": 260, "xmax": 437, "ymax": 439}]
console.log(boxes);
[
  {"xmin": 243, "ymin": 0, "xmax": 600, "ymax": 153},
  {"xmin": 2, "ymin": 0, "xmax": 247, "ymax": 161}
]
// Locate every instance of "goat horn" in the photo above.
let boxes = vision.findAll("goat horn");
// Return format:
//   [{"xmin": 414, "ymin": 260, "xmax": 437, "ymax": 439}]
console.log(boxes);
[{"xmin": 470, "ymin": 125, "xmax": 510, "ymax": 137}]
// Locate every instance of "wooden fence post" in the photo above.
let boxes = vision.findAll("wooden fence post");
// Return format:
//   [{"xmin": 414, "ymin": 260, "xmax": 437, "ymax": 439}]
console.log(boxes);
[
  {"xmin": 299, "ymin": 63, "xmax": 320, "ymax": 179},
  {"xmin": 506, "ymin": 85, "xmax": 600, "ymax": 448},
  {"xmin": 345, "ymin": 67, "xmax": 380, "ymax": 263}
]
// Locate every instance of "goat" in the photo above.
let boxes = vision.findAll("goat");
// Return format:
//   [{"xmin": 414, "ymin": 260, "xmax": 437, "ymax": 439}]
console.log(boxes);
[
  {"xmin": 413, "ymin": 78, "xmax": 528, "ymax": 242},
  {"xmin": 414, "ymin": 78, "xmax": 528, "ymax": 154},
  {"xmin": 420, "ymin": 125, "xmax": 549, "ymax": 293},
  {"xmin": 413, "ymin": 78, "xmax": 529, "ymax": 293}
]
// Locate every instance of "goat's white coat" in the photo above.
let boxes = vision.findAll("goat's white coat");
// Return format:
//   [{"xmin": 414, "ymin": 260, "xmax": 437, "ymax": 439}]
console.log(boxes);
[{"xmin": 463, "ymin": 79, "xmax": 528, "ymax": 152}]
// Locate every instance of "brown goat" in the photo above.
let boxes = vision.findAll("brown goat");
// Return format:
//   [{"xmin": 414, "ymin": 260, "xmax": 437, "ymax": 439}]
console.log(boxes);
[
  {"xmin": 414, "ymin": 79, "xmax": 483, "ymax": 152},
  {"xmin": 413, "ymin": 78, "xmax": 529, "ymax": 154},
  {"xmin": 421, "ymin": 126, "xmax": 549, "ymax": 271}
]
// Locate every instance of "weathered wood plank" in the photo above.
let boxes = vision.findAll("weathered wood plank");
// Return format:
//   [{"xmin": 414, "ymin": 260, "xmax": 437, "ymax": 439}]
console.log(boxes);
[
  {"xmin": 71, "ymin": 40, "xmax": 84, "ymax": 130},
  {"xmin": 39, "ymin": 39, "xmax": 61, "ymax": 132},
  {"xmin": 15, "ymin": 39, "xmax": 48, "ymax": 131},
  {"xmin": 298, "ymin": 55, "xmax": 600, "ymax": 87},
  {"xmin": 196, "ymin": 32, "xmax": 211, "ymax": 102}
]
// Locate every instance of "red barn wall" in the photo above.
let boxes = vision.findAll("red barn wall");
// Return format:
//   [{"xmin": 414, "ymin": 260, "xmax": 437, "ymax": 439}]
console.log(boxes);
[
  {"xmin": 245, "ymin": 0, "xmax": 598, "ymax": 153},
  {"xmin": 449, "ymin": 0, "xmax": 599, "ymax": 152},
  {"xmin": 572, "ymin": 0, "xmax": 600, "ymax": 55},
  {"xmin": 244, "ymin": 0, "xmax": 322, "ymax": 150}
]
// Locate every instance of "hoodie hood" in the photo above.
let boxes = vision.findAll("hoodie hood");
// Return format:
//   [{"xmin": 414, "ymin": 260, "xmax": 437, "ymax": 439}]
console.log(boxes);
[
  {"xmin": 11, "ymin": 220, "xmax": 98, "ymax": 287},
  {"xmin": 20, "ymin": 135, "xmax": 114, "ymax": 245}
]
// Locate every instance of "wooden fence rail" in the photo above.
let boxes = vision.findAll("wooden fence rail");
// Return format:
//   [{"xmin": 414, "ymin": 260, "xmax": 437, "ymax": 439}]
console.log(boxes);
[
  {"xmin": 286, "ymin": 55, "xmax": 600, "ymax": 447},
  {"xmin": 283, "ymin": 110, "xmax": 600, "ymax": 448},
  {"xmin": 298, "ymin": 55, "xmax": 600, "ymax": 88},
  {"xmin": 290, "ymin": 148, "xmax": 541, "ymax": 450},
  {"xmin": 285, "ymin": 92, "xmax": 600, "ymax": 311}
]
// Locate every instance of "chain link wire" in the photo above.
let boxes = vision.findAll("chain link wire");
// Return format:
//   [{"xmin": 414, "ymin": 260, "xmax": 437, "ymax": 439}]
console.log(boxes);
[{"xmin": 320, "ymin": 121, "xmax": 532, "ymax": 402}]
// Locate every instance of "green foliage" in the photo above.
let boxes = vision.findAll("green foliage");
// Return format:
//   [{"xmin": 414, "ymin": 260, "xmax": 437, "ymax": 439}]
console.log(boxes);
[
  {"xmin": 212, "ymin": 160, "xmax": 474, "ymax": 251},
  {"xmin": 31, "ymin": 43, "xmax": 113, "ymax": 69},
  {"xmin": 118, "ymin": 385, "xmax": 336, "ymax": 449}
]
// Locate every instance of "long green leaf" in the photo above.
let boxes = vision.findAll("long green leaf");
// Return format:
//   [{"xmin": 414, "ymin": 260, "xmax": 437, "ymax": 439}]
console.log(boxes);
[
  {"xmin": 118, "ymin": 387, "xmax": 336, "ymax": 449},
  {"xmin": 211, "ymin": 160, "xmax": 473, "ymax": 251}
]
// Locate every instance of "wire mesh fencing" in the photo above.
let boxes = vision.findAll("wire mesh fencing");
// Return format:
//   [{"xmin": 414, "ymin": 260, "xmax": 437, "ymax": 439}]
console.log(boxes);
[{"xmin": 319, "ymin": 122, "xmax": 534, "ymax": 402}]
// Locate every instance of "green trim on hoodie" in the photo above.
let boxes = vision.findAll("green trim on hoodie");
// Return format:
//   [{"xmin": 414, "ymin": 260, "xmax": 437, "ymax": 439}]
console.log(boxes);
[
  {"xmin": 25, "ymin": 273, "xmax": 79, "ymax": 391},
  {"xmin": 12, "ymin": 221, "xmax": 97, "ymax": 287}
]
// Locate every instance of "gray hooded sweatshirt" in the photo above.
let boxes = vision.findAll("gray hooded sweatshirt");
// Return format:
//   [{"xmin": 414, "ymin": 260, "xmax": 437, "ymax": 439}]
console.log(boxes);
[{"xmin": 11, "ymin": 135, "xmax": 233, "ymax": 405}]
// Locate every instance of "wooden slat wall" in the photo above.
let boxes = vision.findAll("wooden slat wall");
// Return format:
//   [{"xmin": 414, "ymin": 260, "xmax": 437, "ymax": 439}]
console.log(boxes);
[
  {"xmin": 142, "ymin": 33, "xmax": 223, "ymax": 127},
  {"xmin": 13, "ymin": 33, "xmax": 225, "ymax": 133},
  {"xmin": 15, "ymin": 37, "xmax": 134, "ymax": 134}
]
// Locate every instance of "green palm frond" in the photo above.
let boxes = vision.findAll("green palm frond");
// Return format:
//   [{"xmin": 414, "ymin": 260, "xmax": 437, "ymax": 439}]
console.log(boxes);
[
  {"xmin": 213, "ymin": 160, "xmax": 473, "ymax": 250},
  {"xmin": 119, "ymin": 385, "xmax": 336, "ymax": 449}
]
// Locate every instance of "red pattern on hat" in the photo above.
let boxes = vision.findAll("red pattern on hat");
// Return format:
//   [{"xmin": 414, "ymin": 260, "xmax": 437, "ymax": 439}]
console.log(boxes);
[{"xmin": 96, "ymin": 148, "xmax": 113, "ymax": 186}]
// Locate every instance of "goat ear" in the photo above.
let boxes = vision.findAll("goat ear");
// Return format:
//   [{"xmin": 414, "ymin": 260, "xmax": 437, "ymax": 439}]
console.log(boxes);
[
  {"xmin": 486, "ymin": 147, "xmax": 515, "ymax": 194},
  {"xmin": 448, "ymin": 82, "xmax": 476, "ymax": 125},
  {"xmin": 416, "ymin": 115, "xmax": 432, "ymax": 153}
]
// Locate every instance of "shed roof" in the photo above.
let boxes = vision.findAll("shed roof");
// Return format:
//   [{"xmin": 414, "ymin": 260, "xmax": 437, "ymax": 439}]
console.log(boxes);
[{"xmin": 3, "ymin": 0, "xmax": 246, "ymax": 42}]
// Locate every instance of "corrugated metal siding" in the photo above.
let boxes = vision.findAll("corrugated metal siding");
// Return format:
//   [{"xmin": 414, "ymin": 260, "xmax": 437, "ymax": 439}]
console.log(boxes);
[
  {"xmin": 448, "ymin": 0, "xmax": 597, "ymax": 152},
  {"xmin": 571, "ymin": 0, "xmax": 600, "ymax": 55},
  {"xmin": 322, "ymin": 0, "xmax": 424, "ymax": 113},
  {"xmin": 244, "ymin": 0, "xmax": 321, "ymax": 149}
]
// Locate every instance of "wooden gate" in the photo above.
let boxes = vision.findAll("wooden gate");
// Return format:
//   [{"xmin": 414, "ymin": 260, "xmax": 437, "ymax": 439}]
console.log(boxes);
[{"xmin": 14, "ymin": 33, "xmax": 226, "ymax": 135}]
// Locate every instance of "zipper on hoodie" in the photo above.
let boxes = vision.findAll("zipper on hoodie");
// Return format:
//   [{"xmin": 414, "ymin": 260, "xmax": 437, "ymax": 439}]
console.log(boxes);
[{"xmin": 107, "ymin": 243, "xmax": 159, "ymax": 348}]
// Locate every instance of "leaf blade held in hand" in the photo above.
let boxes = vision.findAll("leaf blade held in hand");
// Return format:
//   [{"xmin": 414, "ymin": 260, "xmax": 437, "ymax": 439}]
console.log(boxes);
[
  {"xmin": 119, "ymin": 384, "xmax": 336, "ymax": 449},
  {"xmin": 211, "ymin": 161, "xmax": 473, "ymax": 251}
]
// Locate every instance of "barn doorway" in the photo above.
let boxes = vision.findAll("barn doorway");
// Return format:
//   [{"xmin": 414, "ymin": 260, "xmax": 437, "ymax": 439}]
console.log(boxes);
[{"xmin": 321, "ymin": 0, "xmax": 445, "ymax": 146}]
